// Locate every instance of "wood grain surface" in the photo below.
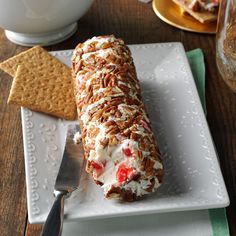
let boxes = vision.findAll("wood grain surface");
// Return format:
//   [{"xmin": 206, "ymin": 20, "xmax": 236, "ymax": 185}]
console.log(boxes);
[{"xmin": 0, "ymin": 0, "xmax": 235, "ymax": 235}]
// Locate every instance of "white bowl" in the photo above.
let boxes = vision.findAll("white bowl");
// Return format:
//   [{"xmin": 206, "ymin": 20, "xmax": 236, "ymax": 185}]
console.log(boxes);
[{"xmin": 0, "ymin": 0, "xmax": 94, "ymax": 46}]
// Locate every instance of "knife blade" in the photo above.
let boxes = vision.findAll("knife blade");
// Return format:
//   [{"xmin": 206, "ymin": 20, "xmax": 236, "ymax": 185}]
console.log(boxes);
[
  {"xmin": 55, "ymin": 124, "xmax": 84, "ymax": 193},
  {"xmin": 41, "ymin": 124, "xmax": 84, "ymax": 236}
]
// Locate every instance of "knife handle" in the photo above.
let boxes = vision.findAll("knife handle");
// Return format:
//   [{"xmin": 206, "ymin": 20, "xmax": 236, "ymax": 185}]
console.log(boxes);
[{"xmin": 41, "ymin": 190, "xmax": 68, "ymax": 236}]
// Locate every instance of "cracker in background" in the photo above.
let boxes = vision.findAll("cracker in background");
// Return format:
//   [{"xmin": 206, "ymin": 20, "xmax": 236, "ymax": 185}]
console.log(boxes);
[
  {"xmin": 172, "ymin": 0, "xmax": 218, "ymax": 24},
  {"xmin": 8, "ymin": 62, "xmax": 76, "ymax": 120}
]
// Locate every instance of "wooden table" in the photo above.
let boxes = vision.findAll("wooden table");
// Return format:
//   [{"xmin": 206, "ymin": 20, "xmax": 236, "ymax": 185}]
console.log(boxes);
[{"xmin": 0, "ymin": 0, "xmax": 235, "ymax": 235}]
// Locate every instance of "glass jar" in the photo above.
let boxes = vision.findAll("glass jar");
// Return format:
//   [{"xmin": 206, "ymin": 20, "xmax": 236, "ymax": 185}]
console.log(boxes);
[{"xmin": 216, "ymin": 0, "xmax": 236, "ymax": 92}]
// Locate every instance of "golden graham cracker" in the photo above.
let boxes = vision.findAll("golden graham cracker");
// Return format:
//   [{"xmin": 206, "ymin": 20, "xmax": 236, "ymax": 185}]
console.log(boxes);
[
  {"xmin": 0, "ymin": 46, "xmax": 42, "ymax": 77},
  {"xmin": 6, "ymin": 47, "xmax": 77, "ymax": 120},
  {"xmin": 172, "ymin": 0, "xmax": 217, "ymax": 24}
]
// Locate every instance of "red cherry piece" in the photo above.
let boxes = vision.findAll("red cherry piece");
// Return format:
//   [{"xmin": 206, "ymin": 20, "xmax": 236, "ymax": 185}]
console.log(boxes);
[
  {"xmin": 116, "ymin": 167, "xmax": 127, "ymax": 183},
  {"xmin": 122, "ymin": 147, "xmax": 132, "ymax": 157},
  {"xmin": 91, "ymin": 161, "xmax": 102, "ymax": 170},
  {"xmin": 116, "ymin": 164, "xmax": 134, "ymax": 184}
]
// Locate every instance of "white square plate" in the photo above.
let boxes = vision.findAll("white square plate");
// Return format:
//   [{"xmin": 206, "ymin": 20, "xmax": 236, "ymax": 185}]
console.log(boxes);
[{"xmin": 21, "ymin": 43, "xmax": 229, "ymax": 224}]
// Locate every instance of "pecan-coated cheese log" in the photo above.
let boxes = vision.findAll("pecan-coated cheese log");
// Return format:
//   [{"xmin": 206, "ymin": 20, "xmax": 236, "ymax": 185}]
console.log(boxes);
[{"xmin": 72, "ymin": 35, "xmax": 163, "ymax": 201}]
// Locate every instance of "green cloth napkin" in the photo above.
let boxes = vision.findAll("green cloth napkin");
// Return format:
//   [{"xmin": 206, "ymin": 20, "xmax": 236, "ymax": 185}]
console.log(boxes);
[
  {"xmin": 187, "ymin": 49, "xmax": 206, "ymax": 113},
  {"xmin": 186, "ymin": 49, "xmax": 229, "ymax": 236}
]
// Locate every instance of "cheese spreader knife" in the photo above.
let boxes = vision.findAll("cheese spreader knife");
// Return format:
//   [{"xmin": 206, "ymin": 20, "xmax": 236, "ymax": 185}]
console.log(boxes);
[{"xmin": 41, "ymin": 124, "xmax": 84, "ymax": 236}]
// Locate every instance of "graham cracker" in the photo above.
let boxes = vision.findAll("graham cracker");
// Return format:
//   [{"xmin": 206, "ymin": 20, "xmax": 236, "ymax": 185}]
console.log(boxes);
[
  {"xmin": 172, "ymin": 0, "xmax": 218, "ymax": 24},
  {"xmin": 0, "ymin": 46, "xmax": 61, "ymax": 77},
  {"xmin": 6, "ymin": 47, "xmax": 77, "ymax": 120}
]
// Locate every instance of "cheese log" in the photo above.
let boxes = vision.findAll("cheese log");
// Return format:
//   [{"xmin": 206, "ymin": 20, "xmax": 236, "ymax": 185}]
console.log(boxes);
[{"xmin": 71, "ymin": 35, "xmax": 164, "ymax": 201}]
